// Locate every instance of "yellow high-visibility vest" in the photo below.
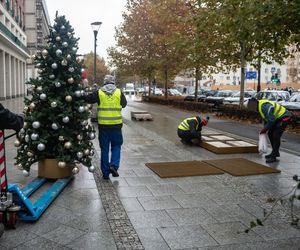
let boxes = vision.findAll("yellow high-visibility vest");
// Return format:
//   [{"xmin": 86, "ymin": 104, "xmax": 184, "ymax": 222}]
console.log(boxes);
[
  {"xmin": 178, "ymin": 117, "xmax": 199, "ymax": 131},
  {"xmin": 258, "ymin": 100, "xmax": 286, "ymax": 120},
  {"xmin": 97, "ymin": 89, "xmax": 122, "ymax": 125}
]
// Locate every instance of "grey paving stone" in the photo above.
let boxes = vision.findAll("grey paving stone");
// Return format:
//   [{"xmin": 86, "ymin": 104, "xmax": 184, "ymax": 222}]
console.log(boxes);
[
  {"xmin": 135, "ymin": 228, "xmax": 170, "ymax": 250},
  {"xmin": 17, "ymin": 219, "xmax": 62, "ymax": 236},
  {"xmin": 121, "ymin": 197, "xmax": 145, "ymax": 212},
  {"xmin": 12, "ymin": 236, "xmax": 70, "ymax": 250},
  {"xmin": 133, "ymin": 168, "xmax": 157, "ymax": 177},
  {"xmin": 116, "ymin": 186, "xmax": 153, "ymax": 198},
  {"xmin": 172, "ymin": 193, "xmax": 217, "ymax": 209},
  {"xmin": 138, "ymin": 196, "xmax": 182, "ymax": 210},
  {"xmin": 67, "ymin": 231, "xmax": 117, "ymax": 250},
  {"xmin": 111, "ymin": 178, "xmax": 129, "ymax": 187},
  {"xmin": 201, "ymin": 222, "xmax": 264, "ymax": 245},
  {"xmin": 246, "ymin": 237, "xmax": 300, "ymax": 250},
  {"xmin": 125, "ymin": 177, "xmax": 160, "ymax": 186},
  {"xmin": 127, "ymin": 210, "xmax": 176, "ymax": 228},
  {"xmin": 147, "ymin": 184, "xmax": 185, "ymax": 196},
  {"xmin": 158, "ymin": 225, "xmax": 218, "ymax": 249},
  {"xmin": 68, "ymin": 188, "xmax": 102, "ymax": 201},
  {"xmin": 198, "ymin": 244, "xmax": 250, "ymax": 250},
  {"xmin": 0, "ymin": 228, "xmax": 37, "ymax": 249},
  {"xmin": 42, "ymin": 224, "xmax": 86, "ymax": 245},
  {"xmin": 166, "ymin": 207, "xmax": 218, "ymax": 226},
  {"xmin": 117, "ymin": 169, "xmax": 138, "ymax": 177},
  {"xmin": 178, "ymin": 182, "xmax": 217, "ymax": 194}
]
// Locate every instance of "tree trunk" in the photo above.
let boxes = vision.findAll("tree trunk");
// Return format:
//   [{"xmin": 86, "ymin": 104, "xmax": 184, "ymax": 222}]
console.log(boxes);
[
  {"xmin": 164, "ymin": 69, "xmax": 168, "ymax": 99},
  {"xmin": 148, "ymin": 73, "xmax": 151, "ymax": 97},
  {"xmin": 194, "ymin": 68, "xmax": 200, "ymax": 101},
  {"xmin": 257, "ymin": 51, "xmax": 261, "ymax": 93},
  {"xmin": 239, "ymin": 41, "xmax": 246, "ymax": 107}
]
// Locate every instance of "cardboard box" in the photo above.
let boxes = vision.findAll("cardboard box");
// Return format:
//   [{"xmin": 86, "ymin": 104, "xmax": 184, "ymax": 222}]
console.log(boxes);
[{"xmin": 38, "ymin": 159, "xmax": 73, "ymax": 179}]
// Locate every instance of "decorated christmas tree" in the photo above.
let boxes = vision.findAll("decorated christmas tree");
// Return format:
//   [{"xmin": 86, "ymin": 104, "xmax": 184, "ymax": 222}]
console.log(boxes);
[{"xmin": 15, "ymin": 14, "xmax": 96, "ymax": 176}]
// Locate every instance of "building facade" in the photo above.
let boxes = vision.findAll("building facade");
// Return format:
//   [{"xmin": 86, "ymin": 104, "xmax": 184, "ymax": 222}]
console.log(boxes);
[
  {"xmin": 0, "ymin": 0, "xmax": 28, "ymax": 100},
  {"xmin": 24, "ymin": 0, "xmax": 50, "ymax": 79}
]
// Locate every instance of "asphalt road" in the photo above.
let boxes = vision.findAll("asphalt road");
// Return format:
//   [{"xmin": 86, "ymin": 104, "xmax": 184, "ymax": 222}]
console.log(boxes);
[{"xmin": 127, "ymin": 98, "xmax": 300, "ymax": 156}]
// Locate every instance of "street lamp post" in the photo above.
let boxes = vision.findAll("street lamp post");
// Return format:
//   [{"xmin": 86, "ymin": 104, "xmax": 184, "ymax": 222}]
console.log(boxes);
[{"xmin": 91, "ymin": 21, "xmax": 102, "ymax": 84}]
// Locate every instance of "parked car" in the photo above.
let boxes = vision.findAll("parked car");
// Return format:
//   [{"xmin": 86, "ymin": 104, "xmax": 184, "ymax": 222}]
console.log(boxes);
[
  {"xmin": 206, "ymin": 90, "xmax": 234, "ymax": 105},
  {"xmin": 183, "ymin": 89, "xmax": 207, "ymax": 102},
  {"xmin": 243, "ymin": 90, "xmax": 290, "ymax": 107},
  {"xmin": 279, "ymin": 93, "xmax": 300, "ymax": 111},
  {"xmin": 223, "ymin": 90, "xmax": 256, "ymax": 105},
  {"xmin": 168, "ymin": 88, "xmax": 182, "ymax": 96}
]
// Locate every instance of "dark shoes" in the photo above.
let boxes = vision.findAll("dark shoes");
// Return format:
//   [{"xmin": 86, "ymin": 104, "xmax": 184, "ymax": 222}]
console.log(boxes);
[
  {"xmin": 102, "ymin": 175, "xmax": 110, "ymax": 180},
  {"xmin": 265, "ymin": 153, "xmax": 280, "ymax": 159},
  {"xmin": 109, "ymin": 167, "xmax": 119, "ymax": 177},
  {"xmin": 266, "ymin": 157, "xmax": 277, "ymax": 163}
]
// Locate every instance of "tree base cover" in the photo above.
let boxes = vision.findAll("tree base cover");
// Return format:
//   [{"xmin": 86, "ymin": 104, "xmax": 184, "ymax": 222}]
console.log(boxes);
[{"xmin": 38, "ymin": 159, "xmax": 73, "ymax": 179}]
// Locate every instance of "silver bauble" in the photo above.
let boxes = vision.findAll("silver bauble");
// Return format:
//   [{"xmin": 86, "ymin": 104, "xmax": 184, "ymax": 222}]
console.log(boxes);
[
  {"xmin": 58, "ymin": 161, "xmax": 66, "ymax": 168},
  {"xmin": 32, "ymin": 121, "xmax": 41, "ymax": 129},
  {"xmin": 84, "ymin": 149, "xmax": 90, "ymax": 156},
  {"xmin": 75, "ymin": 90, "xmax": 81, "ymax": 97},
  {"xmin": 37, "ymin": 69, "xmax": 43, "ymax": 74},
  {"xmin": 62, "ymin": 116, "xmax": 69, "ymax": 123},
  {"xmin": 55, "ymin": 81, "xmax": 61, "ymax": 87},
  {"xmin": 55, "ymin": 36, "xmax": 61, "ymax": 41},
  {"xmin": 23, "ymin": 122, "xmax": 28, "ymax": 128},
  {"xmin": 88, "ymin": 165, "xmax": 96, "ymax": 173},
  {"xmin": 58, "ymin": 136, "xmax": 64, "ymax": 141},
  {"xmin": 64, "ymin": 141, "xmax": 72, "ymax": 149},
  {"xmin": 67, "ymin": 77, "xmax": 74, "ymax": 84},
  {"xmin": 37, "ymin": 143, "xmax": 45, "ymax": 151},
  {"xmin": 51, "ymin": 101, "xmax": 57, "ymax": 108},
  {"xmin": 23, "ymin": 106, "xmax": 29, "ymax": 112},
  {"xmin": 66, "ymin": 54, "xmax": 72, "ymax": 60},
  {"xmin": 89, "ymin": 132, "xmax": 96, "ymax": 140},
  {"xmin": 68, "ymin": 67, "xmax": 74, "ymax": 72},
  {"xmin": 31, "ymin": 133, "xmax": 39, "ymax": 141},
  {"xmin": 14, "ymin": 139, "xmax": 21, "ymax": 147},
  {"xmin": 84, "ymin": 105, "xmax": 89, "ymax": 111},
  {"xmin": 61, "ymin": 25, "xmax": 65, "ymax": 30},
  {"xmin": 29, "ymin": 102, "xmax": 36, "ymax": 110},
  {"xmin": 56, "ymin": 49, "xmax": 62, "ymax": 57},
  {"xmin": 77, "ymin": 134, "xmax": 83, "ymax": 140},
  {"xmin": 76, "ymin": 151, "xmax": 83, "ymax": 159},
  {"xmin": 80, "ymin": 90, "xmax": 85, "ymax": 96},
  {"xmin": 51, "ymin": 123, "xmax": 59, "ymax": 130},
  {"xmin": 19, "ymin": 128, "xmax": 25, "ymax": 135},
  {"xmin": 36, "ymin": 86, "xmax": 43, "ymax": 92},
  {"xmin": 65, "ymin": 95, "xmax": 72, "ymax": 102},
  {"xmin": 72, "ymin": 167, "xmax": 79, "ymax": 175},
  {"xmin": 81, "ymin": 120, "xmax": 88, "ymax": 126},
  {"xmin": 78, "ymin": 106, "xmax": 84, "ymax": 113},
  {"xmin": 67, "ymin": 32, "xmax": 72, "ymax": 37},
  {"xmin": 22, "ymin": 170, "xmax": 30, "ymax": 177},
  {"xmin": 62, "ymin": 42, "xmax": 68, "ymax": 48},
  {"xmin": 42, "ymin": 49, "xmax": 48, "ymax": 58},
  {"xmin": 25, "ymin": 134, "xmax": 29, "ymax": 142},
  {"xmin": 40, "ymin": 93, "xmax": 47, "ymax": 100},
  {"xmin": 51, "ymin": 63, "xmax": 58, "ymax": 69},
  {"xmin": 61, "ymin": 59, "xmax": 68, "ymax": 66},
  {"xmin": 72, "ymin": 47, "xmax": 77, "ymax": 52},
  {"xmin": 49, "ymin": 74, "xmax": 55, "ymax": 79},
  {"xmin": 27, "ymin": 151, "xmax": 34, "ymax": 157}
]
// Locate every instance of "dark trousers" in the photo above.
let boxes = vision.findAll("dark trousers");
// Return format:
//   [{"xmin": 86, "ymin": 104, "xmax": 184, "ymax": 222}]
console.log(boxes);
[
  {"xmin": 98, "ymin": 128, "xmax": 123, "ymax": 177},
  {"xmin": 177, "ymin": 129, "xmax": 200, "ymax": 144},
  {"xmin": 268, "ymin": 119, "xmax": 289, "ymax": 157}
]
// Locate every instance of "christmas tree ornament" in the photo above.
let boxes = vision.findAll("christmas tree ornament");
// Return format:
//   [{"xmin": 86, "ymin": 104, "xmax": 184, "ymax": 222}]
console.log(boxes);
[
  {"xmin": 88, "ymin": 165, "xmax": 96, "ymax": 173},
  {"xmin": 51, "ymin": 63, "xmax": 58, "ymax": 69},
  {"xmin": 31, "ymin": 133, "xmax": 39, "ymax": 141},
  {"xmin": 76, "ymin": 57, "xmax": 81, "ymax": 63},
  {"xmin": 76, "ymin": 151, "xmax": 83, "ymax": 159},
  {"xmin": 27, "ymin": 151, "xmax": 34, "ymax": 157},
  {"xmin": 90, "ymin": 149, "xmax": 95, "ymax": 156},
  {"xmin": 22, "ymin": 170, "xmax": 30, "ymax": 177},
  {"xmin": 41, "ymin": 49, "xmax": 48, "ymax": 58},
  {"xmin": 14, "ymin": 139, "xmax": 21, "ymax": 147},
  {"xmin": 51, "ymin": 123, "xmax": 59, "ymax": 130},
  {"xmin": 62, "ymin": 42, "xmax": 68, "ymax": 47},
  {"xmin": 40, "ymin": 93, "xmax": 47, "ymax": 100},
  {"xmin": 58, "ymin": 136, "xmax": 64, "ymax": 141},
  {"xmin": 78, "ymin": 106, "xmax": 84, "ymax": 113},
  {"xmin": 81, "ymin": 120, "xmax": 88, "ymax": 126},
  {"xmin": 80, "ymin": 90, "xmax": 85, "ymax": 96},
  {"xmin": 37, "ymin": 143, "xmax": 46, "ymax": 151},
  {"xmin": 29, "ymin": 102, "xmax": 36, "ymax": 110},
  {"xmin": 67, "ymin": 32, "xmax": 72, "ymax": 37},
  {"xmin": 16, "ymin": 163, "xmax": 23, "ymax": 170},
  {"xmin": 36, "ymin": 86, "xmax": 43, "ymax": 92},
  {"xmin": 64, "ymin": 141, "xmax": 72, "ymax": 149},
  {"xmin": 67, "ymin": 77, "xmax": 74, "ymax": 84},
  {"xmin": 65, "ymin": 95, "xmax": 72, "ymax": 102},
  {"xmin": 23, "ymin": 122, "xmax": 28, "ymax": 128},
  {"xmin": 84, "ymin": 105, "xmax": 89, "ymax": 111},
  {"xmin": 68, "ymin": 67, "xmax": 74, "ymax": 72},
  {"xmin": 23, "ymin": 106, "xmax": 29, "ymax": 112},
  {"xmin": 55, "ymin": 49, "xmax": 62, "ymax": 57},
  {"xmin": 51, "ymin": 101, "xmax": 58, "ymax": 107},
  {"xmin": 66, "ymin": 54, "xmax": 72, "ymax": 60},
  {"xmin": 25, "ymin": 134, "xmax": 30, "ymax": 142},
  {"xmin": 61, "ymin": 59, "xmax": 68, "ymax": 66},
  {"xmin": 55, "ymin": 81, "xmax": 61, "ymax": 87},
  {"xmin": 55, "ymin": 36, "xmax": 61, "ymax": 41},
  {"xmin": 89, "ymin": 132, "xmax": 96, "ymax": 140},
  {"xmin": 72, "ymin": 47, "xmax": 77, "ymax": 52},
  {"xmin": 75, "ymin": 90, "xmax": 81, "ymax": 97},
  {"xmin": 77, "ymin": 134, "xmax": 83, "ymax": 140},
  {"xmin": 62, "ymin": 116, "xmax": 69, "ymax": 123},
  {"xmin": 84, "ymin": 149, "xmax": 90, "ymax": 156},
  {"xmin": 32, "ymin": 121, "xmax": 41, "ymax": 129},
  {"xmin": 61, "ymin": 25, "xmax": 66, "ymax": 30},
  {"xmin": 19, "ymin": 128, "xmax": 25, "ymax": 135},
  {"xmin": 58, "ymin": 161, "xmax": 66, "ymax": 168},
  {"xmin": 72, "ymin": 166, "xmax": 79, "ymax": 174},
  {"xmin": 31, "ymin": 54, "xmax": 36, "ymax": 60},
  {"xmin": 49, "ymin": 74, "xmax": 55, "ymax": 79},
  {"xmin": 37, "ymin": 69, "xmax": 43, "ymax": 74}
]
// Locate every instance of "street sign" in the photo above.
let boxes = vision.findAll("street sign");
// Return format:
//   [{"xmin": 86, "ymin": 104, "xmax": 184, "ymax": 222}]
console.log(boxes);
[{"xmin": 246, "ymin": 71, "xmax": 257, "ymax": 79}]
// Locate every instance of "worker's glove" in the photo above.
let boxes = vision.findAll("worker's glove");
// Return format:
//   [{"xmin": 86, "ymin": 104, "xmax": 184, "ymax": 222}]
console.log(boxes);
[{"xmin": 260, "ymin": 128, "xmax": 268, "ymax": 134}]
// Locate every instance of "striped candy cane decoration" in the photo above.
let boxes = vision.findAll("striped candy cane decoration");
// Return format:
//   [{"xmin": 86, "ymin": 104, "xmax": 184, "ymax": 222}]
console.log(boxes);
[{"xmin": 0, "ymin": 131, "xmax": 6, "ymax": 190}]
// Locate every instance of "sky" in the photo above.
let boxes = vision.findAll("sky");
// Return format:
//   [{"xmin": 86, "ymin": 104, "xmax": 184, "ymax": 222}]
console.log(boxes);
[{"xmin": 45, "ymin": 0, "xmax": 127, "ymax": 62}]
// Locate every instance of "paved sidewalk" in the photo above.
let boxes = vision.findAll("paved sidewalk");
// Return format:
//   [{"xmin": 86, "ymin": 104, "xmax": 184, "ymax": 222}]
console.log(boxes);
[{"xmin": 0, "ymin": 97, "xmax": 300, "ymax": 249}]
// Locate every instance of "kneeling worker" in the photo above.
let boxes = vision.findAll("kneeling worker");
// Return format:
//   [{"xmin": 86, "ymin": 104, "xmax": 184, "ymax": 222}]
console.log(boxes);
[
  {"xmin": 177, "ymin": 116, "xmax": 209, "ymax": 145},
  {"xmin": 247, "ymin": 98, "xmax": 290, "ymax": 163}
]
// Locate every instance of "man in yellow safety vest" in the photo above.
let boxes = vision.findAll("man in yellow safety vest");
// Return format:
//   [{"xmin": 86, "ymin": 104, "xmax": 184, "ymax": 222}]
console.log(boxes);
[
  {"xmin": 248, "ymin": 98, "xmax": 290, "ymax": 163},
  {"xmin": 84, "ymin": 75, "xmax": 127, "ymax": 179}
]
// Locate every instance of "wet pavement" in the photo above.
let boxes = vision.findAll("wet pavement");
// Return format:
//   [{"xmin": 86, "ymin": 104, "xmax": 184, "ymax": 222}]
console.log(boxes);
[{"xmin": 0, "ymin": 96, "xmax": 300, "ymax": 249}]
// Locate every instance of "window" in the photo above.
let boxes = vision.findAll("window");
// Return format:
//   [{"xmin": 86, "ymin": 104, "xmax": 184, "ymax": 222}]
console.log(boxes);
[{"xmin": 226, "ymin": 76, "xmax": 230, "ymax": 80}]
